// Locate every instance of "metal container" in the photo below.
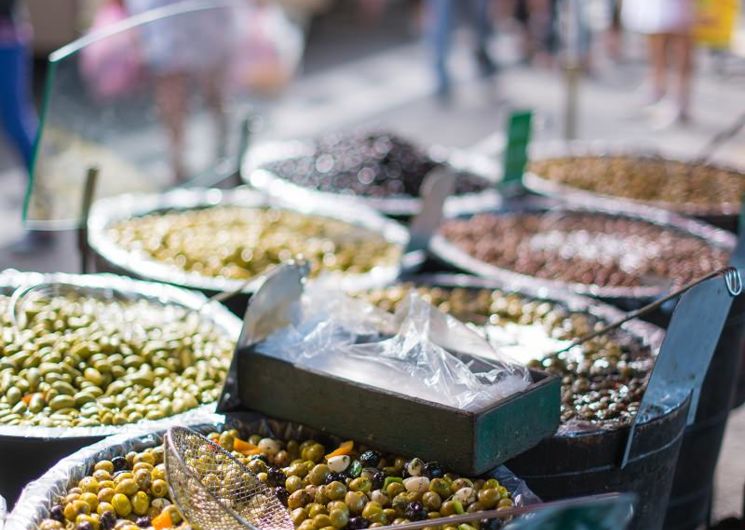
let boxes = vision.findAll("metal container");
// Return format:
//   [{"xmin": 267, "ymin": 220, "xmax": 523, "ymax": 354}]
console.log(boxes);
[
  {"xmin": 244, "ymin": 140, "xmax": 503, "ymax": 218},
  {"xmin": 428, "ymin": 201, "xmax": 735, "ymax": 303},
  {"xmin": 507, "ymin": 397, "xmax": 690, "ymax": 530},
  {"xmin": 0, "ymin": 270, "xmax": 241, "ymax": 507},
  {"xmin": 88, "ymin": 187, "xmax": 416, "ymax": 315},
  {"xmin": 523, "ymin": 140, "xmax": 745, "ymax": 232},
  {"xmin": 6, "ymin": 412, "xmax": 540, "ymax": 530}
]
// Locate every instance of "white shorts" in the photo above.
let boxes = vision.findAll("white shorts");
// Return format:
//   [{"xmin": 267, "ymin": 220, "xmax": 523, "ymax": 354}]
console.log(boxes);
[{"xmin": 622, "ymin": 0, "xmax": 695, "ymax": 34}]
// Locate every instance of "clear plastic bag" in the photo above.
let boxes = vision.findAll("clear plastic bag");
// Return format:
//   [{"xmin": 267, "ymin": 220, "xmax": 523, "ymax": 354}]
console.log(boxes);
[{"xmin": 256, "ymin": 285, "xmax": 531, "ymax": 411}]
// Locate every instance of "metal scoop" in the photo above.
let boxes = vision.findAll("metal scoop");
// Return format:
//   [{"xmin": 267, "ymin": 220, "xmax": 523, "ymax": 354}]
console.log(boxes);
[{"xmin": 165, "ymin": 426, "xmax": 294, "ymax": 530}]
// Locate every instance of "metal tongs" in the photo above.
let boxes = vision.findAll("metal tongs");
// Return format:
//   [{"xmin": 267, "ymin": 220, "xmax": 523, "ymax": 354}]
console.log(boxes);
[{"xmin": 552, "ymin": 266, "xmax": 742, "ymax": 355}]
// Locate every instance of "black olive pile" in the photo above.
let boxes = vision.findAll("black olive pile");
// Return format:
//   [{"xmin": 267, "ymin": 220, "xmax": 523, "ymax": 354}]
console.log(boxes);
[
  {"xmin": 263, "ymin": 130, "xmax": 491, "ymax": 198},
  {"xmin": 364, "ymin": 285, "xmax": 654, "ymax": 428},
  {"xmin": 37, "ymin": 429, "xmax": 515, "ymax": 530}
]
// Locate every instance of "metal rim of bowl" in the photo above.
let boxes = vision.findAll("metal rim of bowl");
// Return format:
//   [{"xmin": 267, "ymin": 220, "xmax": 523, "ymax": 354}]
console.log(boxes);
[
  {"xmin": 87, "ymin": 186, "xmax": 415, "ymax": 295},
  {"xmin": 429, "ymin": 201, "xmax": 737, "ymax": 300},
  {"xmin": 523, "ymin": 140, "xmax": 745, "ymax": 217},
  {"xmin": 242, "ymin": 140, "xmax": 504, "ymax": 218},
  {"xmin": 0, "ymin": 269, "xmax": 242, "ymax": 439}
]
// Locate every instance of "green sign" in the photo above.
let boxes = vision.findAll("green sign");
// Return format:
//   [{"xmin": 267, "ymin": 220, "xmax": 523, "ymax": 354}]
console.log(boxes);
[{"xmin": 502, "ymin": 110, "xmax": 533, "ymax": 186}]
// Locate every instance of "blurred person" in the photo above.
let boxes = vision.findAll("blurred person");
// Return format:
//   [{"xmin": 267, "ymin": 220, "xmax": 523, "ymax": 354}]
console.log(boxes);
[
  {"xmin": 0, "ymin": 0, "xmax": 37, "ymax": 172},
  {"xmin": 125, "ymin": 0, "xmax": 232, "ymax": 182},
  {"xmin": 605, "ymin": 0, "xmax": 623, "ymax": 61},
  {"xmin": 426, "ymin": 0, "xmax": 498, "ymax": 98},
  {"xmin": 623, "ymin": 0, "xmax": 695, "ymax": 125},
  {"xmin": 514, "ymin": 0, "xmax": 559, "ymax": 66}
]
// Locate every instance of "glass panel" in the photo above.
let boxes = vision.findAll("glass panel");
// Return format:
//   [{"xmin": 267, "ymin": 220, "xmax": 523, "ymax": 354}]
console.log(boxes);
[{"xmin": 24, "ymin": 0, "xmax": 304, "ymax": 229}]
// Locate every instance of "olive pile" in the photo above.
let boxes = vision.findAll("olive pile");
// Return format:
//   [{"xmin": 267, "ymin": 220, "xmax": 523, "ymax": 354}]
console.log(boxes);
[
  {"xmin": 263, "ymin": 130, "xmax": 491, "ymax": 198},
  {"xmin": 440, "ymin": 212, "xmax": 728, "ymax": 289},
  {"xmin": 38, "ymin": 429, "xmax": 515, "ymax": 530},
  {"xmin": 364, "ymin": 285, "xmax": 653, "ymax": 427},
  {"xmin": 108, "ymin": 207, "xmax": 401, "ymax": 281},
  {"xmin": 0, "ymin": 293, "xmax": 233, "ymax": 428},
  {"xmin": 530, "ymin": 155, "xmax": 745, "ymax": 210}
]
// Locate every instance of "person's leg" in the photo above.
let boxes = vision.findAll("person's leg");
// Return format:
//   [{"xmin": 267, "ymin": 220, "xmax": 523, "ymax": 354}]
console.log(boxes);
[
  {"xmin": 427, "ymin": 0, "xmax": 453, "ymax": 96},
  {"xmin": 671, "ymin": 31, "xmax": 693, "ymax": 121},
  {"xmin": 0, "ymin": 41, "xmax": 38, "ymax": 172},
  {"xmin": 647, "ymin": 33, "xmax": 667, "ymax": 104},
  {"xmin": 201, "ymin": 67, "xmax": 228, "ymax": 161},
  {"xmin": 154, "ymin": 72, "xmax": 189, "ymax": 182},
  {"xmin": 468, "ymin": 0, "xmax": 497, "ymax": 75}
]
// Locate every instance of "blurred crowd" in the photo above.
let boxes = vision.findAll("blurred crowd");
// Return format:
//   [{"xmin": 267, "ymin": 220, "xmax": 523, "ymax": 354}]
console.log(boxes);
[{"xmin": 1, "ymin": 0, "xmax": 742, "ymax": 182}]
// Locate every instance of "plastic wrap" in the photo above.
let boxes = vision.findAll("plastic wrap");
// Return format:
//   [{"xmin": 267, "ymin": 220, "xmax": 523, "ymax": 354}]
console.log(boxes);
[
  {"xmin": 88, "ymin": 187, "xmax": 413, "ymax": 296},
  {"xmin": 0, "ymin": 269, "xmax": 241, "ymax": 440},
  {"xmin": 6, "ymin": 412, "xmax": 539, "ymax": 530},
  {"xmin": 245, "ymin": 140, "xmax": 503, "ymax": 218},
  {"xmin": 256, "ymin": 284, "xmax": 531, "ymax": 411},
  {"xmin": 430, "ymin": 201, "xmax": 736, "ymax": 300},
  {"xmin": 387, "ymin": 274, "xmax": 666, "ymax": 435}
]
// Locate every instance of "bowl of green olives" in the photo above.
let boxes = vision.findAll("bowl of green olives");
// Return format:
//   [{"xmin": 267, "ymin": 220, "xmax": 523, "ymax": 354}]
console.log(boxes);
[
  {"xmin": 10, "ymin": 414, "xmax": 538, "ymax": 530},
  {"xmin": 88, "ymin": 188, "xmax": 412, "ymax": 312},
  {"xmin": 0, "ymin": 270, "xmax": 240, "ymax": 506}
]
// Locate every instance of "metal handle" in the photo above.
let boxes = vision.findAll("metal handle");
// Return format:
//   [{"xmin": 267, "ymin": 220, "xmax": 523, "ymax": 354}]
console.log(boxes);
[{"xmin": 553, "ymin": 266, "xmax": 741, "ymax": 355}]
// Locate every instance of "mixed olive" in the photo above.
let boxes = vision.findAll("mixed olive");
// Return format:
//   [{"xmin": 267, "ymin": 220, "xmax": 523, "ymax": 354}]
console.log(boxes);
[
  {"xmin": 0, "ymin": 292, "xmax": 233, "ymax": 428},
  {"xmin": 530, "ymin": 155, "xmax": 745, "ymax": 210},
  {"xmin": 38, "ymin": 429, "xmax": 515, "ymax": 530},
  {"xmin": 440, "ymin": 212, "xmax": 728, "ymax": 289},
  {"xmin": 364, "ymin": 285, "xmax": 654, "ymax": 427},
  {"xmin": 263, "ymin": 130, "xmax": 491, "ymax": 198},
  {"xmin": 108, "ymin": 206, "xmax": 401, "ymax": 282}
]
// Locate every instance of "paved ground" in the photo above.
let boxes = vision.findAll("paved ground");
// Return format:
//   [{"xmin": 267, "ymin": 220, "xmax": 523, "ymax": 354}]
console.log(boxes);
[{"xmin": 2, "ymin": 2, "xmax": 745, "ymax": 525}]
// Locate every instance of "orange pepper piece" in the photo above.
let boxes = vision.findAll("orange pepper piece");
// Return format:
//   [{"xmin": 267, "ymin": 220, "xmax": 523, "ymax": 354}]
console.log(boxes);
[
  {"xmin": 325, "ymin": 440, "xmax": 354, "ymax": 459},
  {"xmin": 22, "ymin": 394, "xmax": 33, "ymax": 405},
  {"xmin": 234, "ymin": 437, "xmax": 263, "ymax": 455},
  {"xmin": 152, "ymin": 510, "xmax": 173, "ymax": 530}
]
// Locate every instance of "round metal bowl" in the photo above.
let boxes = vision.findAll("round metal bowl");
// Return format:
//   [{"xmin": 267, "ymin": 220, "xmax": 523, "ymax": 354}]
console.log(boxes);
[
  {"xmin": 523, "ymin": 140, "xmax": 745, "ymax": 219},
  {"xmin": 429, "ymin": 201, "xmax": 736, "ymax": 301},
  {"xmin": 7, "ymin": 412, "xmax": 539, "ymax": 530},
  {"xmin": 88, "ymin": 187, "xmax": 417, "ymax": 305},
  {"xmin": 243, "ymin": 140, "xmax": 503, "ymax": 218},
  {"xmin": 0, "ymin": 269, "xmax": 241, "ymax": 505}
]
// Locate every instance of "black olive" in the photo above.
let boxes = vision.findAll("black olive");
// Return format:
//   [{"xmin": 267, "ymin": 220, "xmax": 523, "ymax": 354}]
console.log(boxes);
[
  {"xmin": 422, "ymin": 462, "xmax": 444, "ymax": 479},
  {"xmin": 111, "ymin": 456, "xmax": 127, "ymax": 471},
  {"xmin": 358, "ymin": 450, "xmax": 381, "ymax": 468},
  {"xmin": 267, "ymin": 467, "xmax": 286, "ymax": 487},
  {"xmin": 99, "ymin": 512, "xmax": 116, "ymax": 530},
  {"xmin": 275, "ymin": 487, "xmax": 290, "ymax": 507},
  {"xmin": 325, "ymin": 471, "xmax": 348, "ymax": 485},
  {"xmin": 347, "ymin": 516, "xmax": 371, "ymax": 530},
  {"xmin": 50, "ymin": 505, "xmax": 65, "ymax": 522},
  {"xmin": 76, "ymin": 523, "xmax": 93, "ymax": 530},
  {"xmin": 368, "ymin": 469, "xmax": 385, "ymax": 490},
  {"xmin": 136, "ymin": 516, "xmax": 150, "ymax": 528},
  {"xmin": 405, "ymin": 501, "xmax": 428, "ymax": 521}
]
